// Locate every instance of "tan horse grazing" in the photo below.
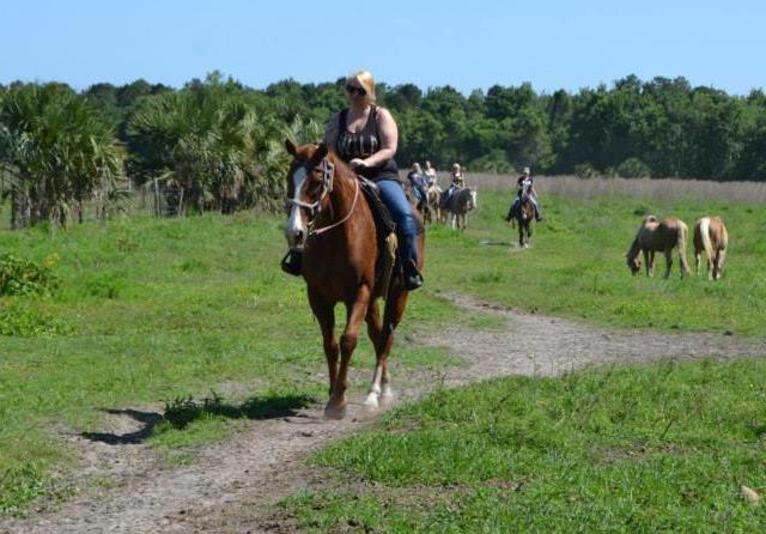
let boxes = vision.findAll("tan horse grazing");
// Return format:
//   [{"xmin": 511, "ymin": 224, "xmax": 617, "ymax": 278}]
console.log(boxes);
[
  {"xmin": 626, "ymin": 215, "xmax": 690, "ymax": 278},
  {"xmin": 441, "ymin": 188, "xmax": 478, "ymax": 230},
  {"xmin": 283, "ymin": 141, "xmax": 425, "ymax": 419},
  {"xmin": 693, "ymin": 216, "xmax": 728, "ymax": 280},
  {"xmin": 425, "ymin": 184, "xmax": 442, "ymax": 224}
]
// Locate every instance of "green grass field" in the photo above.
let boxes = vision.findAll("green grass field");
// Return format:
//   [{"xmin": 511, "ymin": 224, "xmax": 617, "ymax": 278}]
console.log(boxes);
[{"xmin": 1, "ymin": 191, "xmax": 764, "ymax": 520}]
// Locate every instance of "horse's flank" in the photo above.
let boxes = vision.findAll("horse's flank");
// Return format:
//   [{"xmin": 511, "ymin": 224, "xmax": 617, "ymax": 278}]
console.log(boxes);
[
  {"xmin": 626, "ymin": 215, "xmax": 690, "ymax": 278},
  {"xmin": 693, "ymin": 216, "xmax": 728, "ymax": 280}
]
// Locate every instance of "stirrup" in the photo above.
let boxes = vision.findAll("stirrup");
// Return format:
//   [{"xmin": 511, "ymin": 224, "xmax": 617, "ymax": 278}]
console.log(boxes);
[{"xmin": 403, "ymin": 261, "xmax": 424, "ymax": 291}]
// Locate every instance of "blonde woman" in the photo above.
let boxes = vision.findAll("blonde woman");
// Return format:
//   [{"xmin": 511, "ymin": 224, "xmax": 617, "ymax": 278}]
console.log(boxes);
[{"xmin": 282, "ymin": 70, "xmax": 423, "ymax": 290}]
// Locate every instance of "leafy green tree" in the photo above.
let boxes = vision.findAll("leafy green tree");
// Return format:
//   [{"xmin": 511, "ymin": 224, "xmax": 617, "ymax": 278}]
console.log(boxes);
[{"xmin": 0, "ymin": 83, "xmax": 124, "ymax": 228}]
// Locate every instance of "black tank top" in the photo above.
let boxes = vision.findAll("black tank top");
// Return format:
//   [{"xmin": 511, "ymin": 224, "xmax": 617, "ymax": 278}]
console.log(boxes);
[{"xmin": 336, "ymin": 106, "xmax": 399, "ymax": 181}]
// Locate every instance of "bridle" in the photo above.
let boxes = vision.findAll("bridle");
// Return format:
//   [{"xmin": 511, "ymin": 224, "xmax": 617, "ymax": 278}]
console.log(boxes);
[{"xmin": 286, "ymin": 157, "xmax": 359, "ymax": 237}]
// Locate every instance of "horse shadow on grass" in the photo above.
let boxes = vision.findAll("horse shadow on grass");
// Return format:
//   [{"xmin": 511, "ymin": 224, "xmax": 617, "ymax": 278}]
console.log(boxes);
[{"xmin": 80, "ymin": 393, "xmax": 315, "ymax": 445}]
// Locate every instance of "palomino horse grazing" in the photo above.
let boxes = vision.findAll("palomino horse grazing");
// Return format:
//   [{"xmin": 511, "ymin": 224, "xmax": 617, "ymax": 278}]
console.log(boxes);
[
  {"xmin": 441, "ymin": 188, "xmax": 478, "ymax": 230},
  {"xmin": 626, "ymin": 215, "xmax": 690, "ymax": 278},
  {"xmin": 425, "ymin": 184, "xmax": 442, "ymax": 224},
  {"xmin": 511, "ymin": 194, "xmax": 535, "ymax": 248},
  {"xmin": 283, "ymin": 141, "xmax": 425, "ymax": 419},
  {"xmin": 693, "ymin": 216, "xmax": 728, "ymax": 280}
]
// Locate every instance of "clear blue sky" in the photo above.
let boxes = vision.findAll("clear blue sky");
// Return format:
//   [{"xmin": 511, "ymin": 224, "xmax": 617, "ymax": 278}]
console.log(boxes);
[{"xmin": 2, "ymin": 0, "xmax": 764, "ymax": 95}]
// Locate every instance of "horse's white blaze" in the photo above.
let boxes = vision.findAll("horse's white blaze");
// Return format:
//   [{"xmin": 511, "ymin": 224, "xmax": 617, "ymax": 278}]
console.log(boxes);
[{"xmin": 285, "ymin": 167, "xmax": 308, "ymax": 248}]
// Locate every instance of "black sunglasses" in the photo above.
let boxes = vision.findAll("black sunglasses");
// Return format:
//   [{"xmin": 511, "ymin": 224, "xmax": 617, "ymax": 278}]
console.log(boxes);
[{"xmin": 345, "ymin": 84, "xmax": 367, "ymax": 96}]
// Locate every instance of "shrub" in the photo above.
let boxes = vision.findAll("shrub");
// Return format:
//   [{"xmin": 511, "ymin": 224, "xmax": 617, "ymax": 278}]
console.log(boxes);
[
  {"xmin": 617, "ymin": 157, "xmax": 652, "ymax": 178},
  {"xmin": 0, "ymin": 254, "xmax": 58, "ymax": 297},
  {"xmin": 0, "ymin": 300, "xmax": 69, "ymax": 337}
]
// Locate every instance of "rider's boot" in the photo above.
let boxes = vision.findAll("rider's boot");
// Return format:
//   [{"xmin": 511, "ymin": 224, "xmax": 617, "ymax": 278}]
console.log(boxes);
[
  {"xmin": 403, "ymin": 259, "xmax": 424, "ymax": 291},
  {"xmin": 281, "ymin": 250, "xmax": 303, "ymax": 276}
]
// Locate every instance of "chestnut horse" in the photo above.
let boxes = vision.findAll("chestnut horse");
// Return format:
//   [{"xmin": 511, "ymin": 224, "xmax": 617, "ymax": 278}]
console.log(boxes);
[
  {"xmin": 283, "ymin": 141, "xmax": 425, "ymax": 419},
  {"xmin": 626, "ymin": 215, "xmax": 690, "ymax": 278},
  {"xmin": 693, "ymin": 216, "xmax": 728, "ymax": 280}
]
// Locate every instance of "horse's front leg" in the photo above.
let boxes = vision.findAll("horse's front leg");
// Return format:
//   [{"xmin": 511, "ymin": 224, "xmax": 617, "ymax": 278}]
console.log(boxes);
[
  {"xmin": 325, "ymin": 286, "xmax": 371, "ymax": 420},
  {"xmin": 643, "ymin": 250, "xmax": 652, "ymax": 276},
  {"xmin": 308, "ymin": 291, "xmax": 338, "ymax": 398},
  {"xmin": 663, "ymin": 249, "xmax": 673, "ymax": 279}
]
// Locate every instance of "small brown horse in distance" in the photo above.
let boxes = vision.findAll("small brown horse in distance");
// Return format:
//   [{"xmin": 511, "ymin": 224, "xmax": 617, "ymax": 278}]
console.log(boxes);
[
  {"xmin": 283, "ymin": 141, "xmax": 425, "ymax": 419},
  {"xmin": 626, "ymin": 215, "xmax": 690, "ymax": 278},
  {"xmin": 693, "ymin": 216, "xmax": 728, "ymax": 280},
  {"xmin": 512, "ymin": 195, "xmax": 535, "ymax": 248}
]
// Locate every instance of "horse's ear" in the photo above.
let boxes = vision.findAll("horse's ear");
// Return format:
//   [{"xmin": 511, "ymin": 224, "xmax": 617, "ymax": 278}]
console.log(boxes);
[
  {"xmin": 315, "ymin": 142, "xmax": 328, "ymax": 160},
  {"xmin": 285, "ymin": 139, "xmax": 297, "ymax": 157},
  {"xmin": 309, "ymin": 143, "xmax": 329, "ymax": 166}
]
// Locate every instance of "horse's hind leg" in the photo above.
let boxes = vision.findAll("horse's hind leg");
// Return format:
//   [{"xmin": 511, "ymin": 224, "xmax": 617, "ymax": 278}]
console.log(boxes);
[
  {"xmin": 376, "ymin": 286, "xmax": 410, "ymax": 406},
  {"xmin": 308, "ymin": 292, "xmax": 338, "ymax": 401}
]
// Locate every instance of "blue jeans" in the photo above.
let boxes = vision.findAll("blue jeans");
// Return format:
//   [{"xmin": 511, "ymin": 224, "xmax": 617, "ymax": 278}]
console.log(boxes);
[{"xmin": 377, "ymin": 179, "xmax": 419, "ymax": 265}]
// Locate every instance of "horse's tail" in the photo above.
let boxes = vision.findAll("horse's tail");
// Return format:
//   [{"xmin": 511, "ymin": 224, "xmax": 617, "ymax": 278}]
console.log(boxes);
[
  {"xmin": 699, "ymin": 217, "xmax": 714, "ymax": 260},
  {"xmin": 677, "ymin": 220, "xmax": 690, "ymax": 274}
]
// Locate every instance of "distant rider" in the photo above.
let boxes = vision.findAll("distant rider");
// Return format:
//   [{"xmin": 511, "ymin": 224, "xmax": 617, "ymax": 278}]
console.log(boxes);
[
  {"xmin": 407, "ymin": 163, "xmax": 428, "ymax": 209},
  {"xmin": 506, "ymin": 166, "xmax": 543, "ymax": 222},
  {"xmin": 441, "ymin": 163, "xmax": 464, "ymax": 207}
]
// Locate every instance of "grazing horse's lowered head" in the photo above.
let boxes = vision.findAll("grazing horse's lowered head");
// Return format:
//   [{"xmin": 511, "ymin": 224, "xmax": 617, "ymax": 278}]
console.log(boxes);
[{"xmin": 626, "ymin": 215, "xmax": 689, "ymax": 278}]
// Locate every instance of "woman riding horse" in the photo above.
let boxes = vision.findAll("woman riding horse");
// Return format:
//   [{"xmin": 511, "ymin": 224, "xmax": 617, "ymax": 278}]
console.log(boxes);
[{"xmin": 282, "ymin": 70, "xmax": 423, "ymax": 290}]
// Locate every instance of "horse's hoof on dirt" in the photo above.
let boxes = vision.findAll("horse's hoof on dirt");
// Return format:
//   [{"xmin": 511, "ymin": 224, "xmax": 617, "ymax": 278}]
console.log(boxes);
[
  {"xmin": 324, "ymin": 403, "xmax": 347, "ymax": 420},
  {"xmin": 380, "ymin": 392, "xmax": 395, "ymax": 408},
  {"xmin": 363, "ymin": 393, "xmax": 380, "ymax": 410}
]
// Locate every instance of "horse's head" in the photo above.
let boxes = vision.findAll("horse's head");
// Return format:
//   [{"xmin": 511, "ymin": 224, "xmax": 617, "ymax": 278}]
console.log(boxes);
[
  {"xmin": 626, "ymin": 239, "xmax": 642, "ymax": 275},
  {"xmin": 284, "ymin": 140, "xmax": 334, "ymax": 249},
  {"xmin": 469, "ymin": 189, "xmax": 478, "ymax": 210}
]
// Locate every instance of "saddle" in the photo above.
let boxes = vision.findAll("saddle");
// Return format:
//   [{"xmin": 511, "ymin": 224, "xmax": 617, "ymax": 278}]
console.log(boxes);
[{"xmin": 357, "ymin": 177, "xmax": 399, "ymax": 297}]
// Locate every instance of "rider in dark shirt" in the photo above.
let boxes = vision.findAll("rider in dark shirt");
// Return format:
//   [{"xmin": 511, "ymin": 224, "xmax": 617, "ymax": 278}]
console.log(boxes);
[{"xmin": 505, "ymin": 166, "xmax": 543, "ymax": 222}]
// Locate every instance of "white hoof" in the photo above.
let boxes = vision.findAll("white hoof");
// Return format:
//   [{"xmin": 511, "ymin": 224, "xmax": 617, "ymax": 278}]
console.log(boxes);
[{"xmin": 363, "ymin": 392, "xmax": 380, "ymax": 409}]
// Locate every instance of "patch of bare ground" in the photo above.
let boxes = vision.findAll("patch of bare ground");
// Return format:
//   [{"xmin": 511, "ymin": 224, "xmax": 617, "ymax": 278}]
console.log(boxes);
[{"xmin": 2, "ymin": 294, "xmax": 764, "ymax": 533}]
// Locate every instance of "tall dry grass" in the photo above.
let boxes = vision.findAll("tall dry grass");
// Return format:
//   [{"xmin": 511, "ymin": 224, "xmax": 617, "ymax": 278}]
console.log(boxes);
[
  {"xmin": 405, "ymin": 171, "xmax": 766, "ymax": 203},
  {"xmin": 471, "ymin": 173, "xmax": 766, "ymax": 203}
]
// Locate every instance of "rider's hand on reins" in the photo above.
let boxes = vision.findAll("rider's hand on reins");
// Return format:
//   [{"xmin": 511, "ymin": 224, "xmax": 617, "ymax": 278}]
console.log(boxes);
[{"xmin": 350, "ymin": 158, "xmax": 366, "ymax": 170}]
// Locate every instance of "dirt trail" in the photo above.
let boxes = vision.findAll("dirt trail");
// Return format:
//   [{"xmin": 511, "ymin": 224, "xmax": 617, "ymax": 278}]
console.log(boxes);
[{"xmin": 3, "ymin": 294, "xmax": 764, "ymax": 534}]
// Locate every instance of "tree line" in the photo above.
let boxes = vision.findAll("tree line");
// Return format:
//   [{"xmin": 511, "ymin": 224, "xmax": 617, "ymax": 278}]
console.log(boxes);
[{"xmin": 1, "ymin": 72, "xmax": 765, "ymax": 228}]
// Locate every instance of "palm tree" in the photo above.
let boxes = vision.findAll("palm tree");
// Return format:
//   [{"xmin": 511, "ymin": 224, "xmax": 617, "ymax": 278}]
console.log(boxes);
[
  {"xmin": 126, "ymin": 73, "xmax": 322, "ymax": 215},
  {"xmin": 0, "ymin": 83, "xmax": 124, "ymax": 228}
]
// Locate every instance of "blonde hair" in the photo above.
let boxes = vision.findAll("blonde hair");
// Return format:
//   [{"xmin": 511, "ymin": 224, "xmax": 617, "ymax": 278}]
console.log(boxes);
[{"xmin": 348, "ymin": 70, "xmax": 377, "ymax": 105}]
